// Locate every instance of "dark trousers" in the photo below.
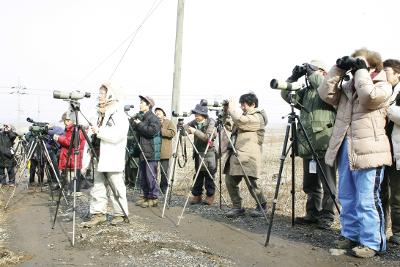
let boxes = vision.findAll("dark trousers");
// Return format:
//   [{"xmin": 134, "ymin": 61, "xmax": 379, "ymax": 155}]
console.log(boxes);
[
  {"xmin": 139, "ymin": 160, "xmax": 159, "ymax": 199},
  {"xmin": 61, "ymin": 169, "xmax": 83, "ymax": 192},
  {"xmin": 125, "ymin": 156, "xmax": 139, "ymax": 188},
  {"xmin": 0, "ymin": 165, "xmax": 15, "ymax": 184},
  {"xmin": 302, "ymin": 158, "xmax": 337, "ymax": 219},
  {"xmin": 381, "ymin": 164, "xmax": 400, "ymax": 237},
  {"xmin": 191, "ymin": 154, "xmax": 216, "ymax": 197},
  {"xmin": 159, "ymin": 159, "xmax": 170, "ymax": 193},
  {"xmin": 29, "ymin": 159, "xmax": 44, "ymax": 184}
]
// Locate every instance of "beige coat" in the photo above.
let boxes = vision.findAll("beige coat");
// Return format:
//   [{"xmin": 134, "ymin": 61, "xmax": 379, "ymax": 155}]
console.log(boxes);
[
  {"xmin": 224, "ymin": 107, "xmax": 267, "ymax": 178},
  {"xmin": 318, "ymin": 66, "xmax": 392, "ymax": 170},
  {"xmin": 160, "ymin": 119, "xmax": 176, "ymax": 159}
]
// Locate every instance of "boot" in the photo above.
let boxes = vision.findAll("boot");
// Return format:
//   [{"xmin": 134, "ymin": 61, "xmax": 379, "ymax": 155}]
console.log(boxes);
[
  {"xmin": 202, "ymin": 195, "xmax": 215, "ymax": 205},
  {"xmin": 189, "ymin": 195, "xmax": 202, "ymax": 205},
  {"xmin": 135, "ymin": 196, "xmax": 147, "ymax": 206},
  {"xmin": 80, "ymin": 213, "xmax": 107, "ymax": 228}
]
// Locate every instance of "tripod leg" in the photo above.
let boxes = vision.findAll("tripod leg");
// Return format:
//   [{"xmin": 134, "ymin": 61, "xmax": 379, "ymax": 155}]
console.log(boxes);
[
  {"xmin": 265, "ymin": 122, "xmax": 292, "ymax": 246},
  {"xmin": 52, "ymin": 181, "xmax": 64, "ymax": 229},
  {"xmin": 40, "ymin": 140, "xmax": 68, "ymax": 205},
  {"xmin": 162, "ymin": 136, "xmax": 180, "ymax": 218},
  {"xmin": 290, "ymin": 121, "xmax": 296, "ymax": 226},
  {"xmin": 4, "ymin": 139, "xmax": 39, "ymax": 210},
  {"xmin": 296, "ymin": 116, "xmax": 340, "ymax": 214}
]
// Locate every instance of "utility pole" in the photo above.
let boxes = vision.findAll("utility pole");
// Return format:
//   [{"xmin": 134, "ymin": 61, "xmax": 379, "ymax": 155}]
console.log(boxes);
[
  {"xmin": 10, "ymin": 81, "xmax": 27, "ymax": 131},
  {"xmin": 171, "ymin": 0, "xmax": 185, "ymax": 124}
]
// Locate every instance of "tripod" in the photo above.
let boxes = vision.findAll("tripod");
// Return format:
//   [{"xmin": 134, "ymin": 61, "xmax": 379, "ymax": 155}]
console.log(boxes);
[
  {"xmin": 5, "ymin": 131, "xmax": 67, "ymax": 209},
  {"xmin": 265, "ymin": 91, "xmax": 340, "ymax": 246},
  {"xmin": 52, "ymin": 101, "xmax": 129, "ymax": 247},
  {"xmin": 162, "ymin": 119, "xmax": 229, "ymax": 224}
]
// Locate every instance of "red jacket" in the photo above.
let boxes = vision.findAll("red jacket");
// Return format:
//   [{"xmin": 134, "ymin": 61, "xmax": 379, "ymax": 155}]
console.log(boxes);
[{"xmin": 57, "ymin": 124, "xmax": 86, "ymax": 170}]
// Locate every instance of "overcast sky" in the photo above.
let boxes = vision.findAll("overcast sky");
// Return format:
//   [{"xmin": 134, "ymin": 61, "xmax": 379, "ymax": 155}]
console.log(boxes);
[{"xmin": 1, "ymin": 0, "xmax": 399, "ymax": 132}]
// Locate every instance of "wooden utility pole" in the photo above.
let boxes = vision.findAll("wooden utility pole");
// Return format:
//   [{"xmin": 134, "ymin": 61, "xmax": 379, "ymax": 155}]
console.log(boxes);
[
  {"xmin": 10, "ymin": 81, "xmax": 27, "ymax": 130},
  {"xmin": 171, "ymin": 0, "xmax": 185, "ymax": 124}
]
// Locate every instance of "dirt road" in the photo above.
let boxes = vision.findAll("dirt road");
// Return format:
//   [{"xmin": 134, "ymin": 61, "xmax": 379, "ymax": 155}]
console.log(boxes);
[{"xmin": 1, "ymin": 186, "xmax": 398, "ymax": 267}]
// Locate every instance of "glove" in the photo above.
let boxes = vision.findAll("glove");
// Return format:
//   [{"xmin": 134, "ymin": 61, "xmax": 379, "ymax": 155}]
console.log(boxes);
[
  {"xmin": 336, "ymin": 56, "xmax": 353, "ymax": 71},
  {"xmin": 353, "ymin": 58, "xmax": 368, "ymax": 71},
  {"xmin": 286, "ymin": 65, "xmax": 306, "ymax": 82}
]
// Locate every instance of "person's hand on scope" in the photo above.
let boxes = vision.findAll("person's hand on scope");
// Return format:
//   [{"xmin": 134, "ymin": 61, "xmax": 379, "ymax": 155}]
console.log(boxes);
[
  {"xmin": 90, "ymin": 125, "xmax": 99, "ymax": 135},
  {"xmin": 187, "ymin": 126, "xmax": 196, "ymax": 134},
  {"xmin": 53, "ymin": 134, "xmax": 59, "ymax": 141}
]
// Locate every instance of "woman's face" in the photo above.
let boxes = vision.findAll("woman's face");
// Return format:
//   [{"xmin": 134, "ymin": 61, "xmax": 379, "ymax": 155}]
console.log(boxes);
[{"xmin": 98, "ymin": 88, "xmax": 107, "ymax": 104}]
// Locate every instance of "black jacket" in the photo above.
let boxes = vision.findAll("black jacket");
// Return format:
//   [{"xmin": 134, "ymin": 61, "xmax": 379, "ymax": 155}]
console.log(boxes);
[
  {"xmin": 0, "ymin": 130, "xmax": 17, "ymax": 167},
  {"xmin": 133, "ymin": 110, "xmax": 161, "ymax": 161}
]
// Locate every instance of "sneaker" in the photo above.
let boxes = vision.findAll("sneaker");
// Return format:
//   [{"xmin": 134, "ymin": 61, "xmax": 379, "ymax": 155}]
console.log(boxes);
[
  {"xmin": 294, "ymin": 214, "xmax": 318, "ymax": 225},
  {"xmin": 389, "ymin": 235, "xmax": 400, "ymax": 245},
  {"xmin": 135, "ymin": 196, "xmax": 147, "ymax": 206},
  {"xmin": 226, "ymin": 208, "xmax": 245, "ymax": 218},
  {"xmin": 189, "ymin": 195, "xmax": 202, "ymax": 205},
  {"xmin": 80, "ymin": 214, "xmax": 107, "ymax": 228},
  {"xmin": 248, "ymin": 205, "xmax": 267, "ymax": 218},
  {"xmin": 334, "ymin": 236, "xmax": 358, "ymax": 249},
  {"xmin": 317, "ymin": 217, "xmax": 333, "ymax": 230},
  {"xmin": 351, "ymin": 245, "xmax": 377, "ymax": 258},
  {"xmin": 110, "ymin": 216, "xmax": 127, "ymax": 226}
]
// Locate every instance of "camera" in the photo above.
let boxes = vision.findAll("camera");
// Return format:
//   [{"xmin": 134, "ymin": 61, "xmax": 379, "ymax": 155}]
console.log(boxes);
[
  {"xmin": 124, "ymin": 105, "xmax": 143, "ymax": 121},
  {"xmin": 177, "ymin": 118, "xmax": 187, "ymax": 136},
  {"xmin": 172, "ymin": 111, "xmax": 192, "ymax": 117},
  {"xmin": 27, "ymin": 117, "xmax": 50, "ymax": 135},
  {"xmin": 270, "ymin": 79, "xmax": 304, "ymax": 91},
  {"xmin": 53, "ymin": 90, "xmax": 91, "ymax": 100},
  {"xmin": 200, "ymin": 99, "xmax": 228, "ymax": 109},
  {"xmin": 124, "ymin": 104, "xmax": 134, "ymax": 112}
]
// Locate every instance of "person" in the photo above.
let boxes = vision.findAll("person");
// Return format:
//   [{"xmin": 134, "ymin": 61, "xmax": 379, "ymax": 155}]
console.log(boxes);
[
  {"xmin": 223, "ymin": 93, "xmax": 268, "ymax": 217},
  {"xmin": 125, "ymin": 118, "xmax": 140, "ymax": 189},
  {"xmin": 132, "ymin": 95, "xmax": 161, "ymax": 208},
  {"xmin": 53, "ymin": 111, "xmax": 86, "ymax": 192},
  {"xmin": 25, "ymin": 130, "xmax": 44, "ymax": 185},
  {"xmin": 281, "ymin": 60, "xmax": 337, "ymax": 229},
  {"xmin": 318, "ymin": 48, "xmax": 391, "ymax": 258},
  {"xmin": 25, "ymin": 124, "xmax": 64, "ymax": 187},
  {"xmin": 0, "ymin": 124, "xmax": 17, "ymax": 186},
  {"xmin": 81, "ymin": 82, "xmax": 129, "ymax": 227},
  {"xmin": 155, "ymin": 107, "xmax": 176, "ymax": 194},
  {"xmin": 381, "ymin": 59, "xmax": 400, "ymax": 245},
  {"xmin": 185, "ymin": 103, "xmax": 217, "ymax": 205}
]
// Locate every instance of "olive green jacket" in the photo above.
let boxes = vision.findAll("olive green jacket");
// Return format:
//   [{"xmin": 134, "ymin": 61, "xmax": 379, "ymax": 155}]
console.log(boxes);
[{"xmin": 281, "ymin": 72, "xmax": 336, "ymax": 159}]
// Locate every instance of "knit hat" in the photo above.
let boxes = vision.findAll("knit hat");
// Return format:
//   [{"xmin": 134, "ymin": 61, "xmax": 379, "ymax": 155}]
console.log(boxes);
[{"xmin": 191, "ymin": 104, "xmax": 208, "ymax": 116}]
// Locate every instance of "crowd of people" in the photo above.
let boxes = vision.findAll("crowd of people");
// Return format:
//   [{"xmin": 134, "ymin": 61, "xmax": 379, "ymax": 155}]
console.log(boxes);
[{"xmin": 2, "ymin": 47, "xmax": 400, "ymax": 259}]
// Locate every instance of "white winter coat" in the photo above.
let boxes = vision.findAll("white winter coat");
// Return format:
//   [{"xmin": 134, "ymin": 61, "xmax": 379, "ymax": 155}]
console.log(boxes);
[{"xmin": 82, "ymin": 102, "xmax": 129, "ymax": 172}]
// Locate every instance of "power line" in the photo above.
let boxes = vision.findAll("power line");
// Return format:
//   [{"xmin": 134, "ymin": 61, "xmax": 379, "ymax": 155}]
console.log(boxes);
[{"xmin": 77, "ymin": 0, "xmax": 165, "ymax": 86}]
